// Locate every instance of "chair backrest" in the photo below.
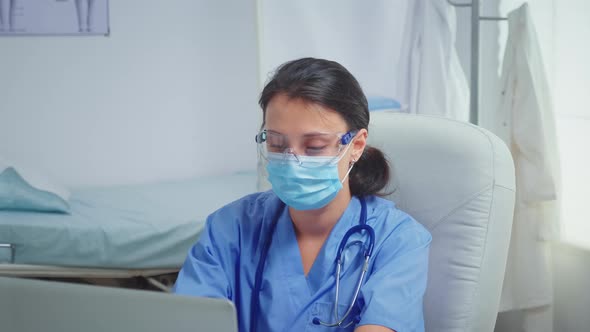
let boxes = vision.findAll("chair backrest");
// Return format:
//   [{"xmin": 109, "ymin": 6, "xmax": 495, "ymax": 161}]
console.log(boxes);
[{"xmin": 368, "ymin": 113, "xmax": 515, "ymax": 332}]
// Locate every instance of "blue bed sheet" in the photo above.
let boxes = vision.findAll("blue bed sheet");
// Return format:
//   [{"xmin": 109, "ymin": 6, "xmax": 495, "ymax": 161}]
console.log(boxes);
[{"xmin": 0, "ymin": 172, "xmax": 258, "ymax": 269}]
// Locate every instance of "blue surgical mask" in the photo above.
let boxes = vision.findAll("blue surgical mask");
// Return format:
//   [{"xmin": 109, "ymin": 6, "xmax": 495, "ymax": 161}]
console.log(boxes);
[{"xmin": 266, "ymin": 153, "xmax": 354, "ymax": 211}]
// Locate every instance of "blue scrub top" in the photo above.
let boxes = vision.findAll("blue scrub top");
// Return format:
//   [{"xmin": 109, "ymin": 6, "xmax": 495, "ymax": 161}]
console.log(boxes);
[{"xmin": 174, "ymin": 192, "xmax": 431, "ymax": 332}]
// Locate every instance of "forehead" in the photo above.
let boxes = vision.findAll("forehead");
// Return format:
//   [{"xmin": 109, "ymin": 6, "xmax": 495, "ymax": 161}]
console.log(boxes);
[{"xmin": 264, "ymin": 94, "xmax": 347, "ymax": 134}]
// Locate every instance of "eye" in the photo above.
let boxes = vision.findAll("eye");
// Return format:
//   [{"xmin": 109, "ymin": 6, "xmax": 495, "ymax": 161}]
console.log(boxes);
[
  {"xmin": 266, "ymin": 134, "xmax": 286, "ymax": 148},
  {"xmin": 266, "ymin": 142, "xmax": 286, "ymax": 153},
  {"xmin": 305, "ymin": 146, "xmax": 328, "ymax": 155}
]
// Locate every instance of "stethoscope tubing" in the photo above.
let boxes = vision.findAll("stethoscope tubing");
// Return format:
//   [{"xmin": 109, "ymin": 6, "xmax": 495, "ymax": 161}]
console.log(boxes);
[{"xmin": 250, "ymin": 197, "xmax": 373, "ymax": 332}]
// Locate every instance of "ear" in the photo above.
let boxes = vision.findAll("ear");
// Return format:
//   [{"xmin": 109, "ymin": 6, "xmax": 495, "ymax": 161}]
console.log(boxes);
[{"xmin": 351, "ymin": 129, "xmax": 368, "ymax": 161}]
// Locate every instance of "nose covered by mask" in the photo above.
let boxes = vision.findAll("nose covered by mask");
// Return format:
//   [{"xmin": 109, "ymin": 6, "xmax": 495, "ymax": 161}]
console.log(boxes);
[{"xmin": 266, "ymin": 146, "xmax": 354, "ymax": 211}]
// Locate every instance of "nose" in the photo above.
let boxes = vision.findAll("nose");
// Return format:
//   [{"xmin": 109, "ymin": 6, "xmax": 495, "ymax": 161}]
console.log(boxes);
[{"xmin": 284, "ymin": 147, "xmax": 303, "ymax": 165}]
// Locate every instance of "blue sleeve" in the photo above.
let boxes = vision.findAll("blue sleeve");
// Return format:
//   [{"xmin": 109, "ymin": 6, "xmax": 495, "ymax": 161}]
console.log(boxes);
[
  {"xmin": 172, "ymin": 207, "xmax": 240, "ymax": 300},
  {"xmin": 358, "ymin": 215, "xmax": 432, "ymax": 332}
]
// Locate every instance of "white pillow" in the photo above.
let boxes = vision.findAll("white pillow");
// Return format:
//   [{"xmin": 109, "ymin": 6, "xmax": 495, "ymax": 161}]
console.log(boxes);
[
  {"xmin": 0, "ymin": 156, "xmax": 70, "ymax": 213},
  {"xmin": 367, "ymin": 96, "xmax": 408, "ymax": 113}
]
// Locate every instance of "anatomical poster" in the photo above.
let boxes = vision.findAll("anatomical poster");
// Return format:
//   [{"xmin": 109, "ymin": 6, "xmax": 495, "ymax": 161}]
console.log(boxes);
[{"xmin": 0, "ymin": 0, "xmax": 109, "ymax": 36}]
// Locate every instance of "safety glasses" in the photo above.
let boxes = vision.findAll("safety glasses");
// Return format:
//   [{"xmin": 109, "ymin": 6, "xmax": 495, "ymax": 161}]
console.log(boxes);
[{"xmin": 255, "ymin": 130, "xmax": 357, "ymax": 168}]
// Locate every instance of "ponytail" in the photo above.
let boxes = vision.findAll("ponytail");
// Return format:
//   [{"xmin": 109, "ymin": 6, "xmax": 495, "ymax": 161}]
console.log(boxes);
[{"xmin": 349, "ymin": 145, "xmax": 390, "ymax": 197}]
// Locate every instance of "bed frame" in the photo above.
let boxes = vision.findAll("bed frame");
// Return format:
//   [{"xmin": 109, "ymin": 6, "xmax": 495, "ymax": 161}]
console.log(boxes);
[{"xmin": 1, "ymin": 243, "xmax": 177, "ymax": 291}]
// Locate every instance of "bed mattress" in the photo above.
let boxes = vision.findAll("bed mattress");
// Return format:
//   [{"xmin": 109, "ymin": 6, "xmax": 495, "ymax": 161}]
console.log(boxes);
[{"xmin": 0, "ymin": 172, "xmax": 258, "ymax": 269}]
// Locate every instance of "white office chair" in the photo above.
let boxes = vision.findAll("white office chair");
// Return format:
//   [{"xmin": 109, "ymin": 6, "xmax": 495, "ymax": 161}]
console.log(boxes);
[{"xmin": 368, "ymin": 113, "xmax": 515, "ymax": 332}]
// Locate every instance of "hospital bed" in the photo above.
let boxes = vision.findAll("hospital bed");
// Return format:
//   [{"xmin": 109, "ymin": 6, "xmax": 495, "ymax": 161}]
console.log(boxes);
[{"xmin": 0, "ymin": 171, "xmax": 258, "ymax": 290}]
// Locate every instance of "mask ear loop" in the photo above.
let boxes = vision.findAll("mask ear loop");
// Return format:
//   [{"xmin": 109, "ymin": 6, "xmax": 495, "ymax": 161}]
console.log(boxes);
[
  {"xmin": 339, "ymin": 132, "xmax": 361, "ymax": 183},
  {"xmin": 341, "ymin": 157, "xmax": 356, "ymax": 184}
]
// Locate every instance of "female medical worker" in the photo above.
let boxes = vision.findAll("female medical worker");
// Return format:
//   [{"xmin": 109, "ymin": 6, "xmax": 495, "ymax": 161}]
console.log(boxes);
[{"xmin": 173, "ymin": 58, "xmax": 432, "ymax": 332}]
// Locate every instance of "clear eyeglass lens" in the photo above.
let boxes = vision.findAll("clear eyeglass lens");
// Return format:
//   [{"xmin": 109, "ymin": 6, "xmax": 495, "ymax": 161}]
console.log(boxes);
[{"xmin": 257, "ymin": 131, "xmax": 347, "ymax": 167}]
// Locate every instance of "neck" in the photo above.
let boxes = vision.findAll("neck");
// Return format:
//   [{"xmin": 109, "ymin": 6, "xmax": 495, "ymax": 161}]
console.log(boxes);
[{"xmin": 289, "ymin": 188, "xmax": 352, "ymax": 238}]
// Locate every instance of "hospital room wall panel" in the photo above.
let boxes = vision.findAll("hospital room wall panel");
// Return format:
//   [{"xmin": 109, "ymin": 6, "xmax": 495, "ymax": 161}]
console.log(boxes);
[{"xmin": 0, "ymin": 0, "xmax": 260, "ymax": 187}]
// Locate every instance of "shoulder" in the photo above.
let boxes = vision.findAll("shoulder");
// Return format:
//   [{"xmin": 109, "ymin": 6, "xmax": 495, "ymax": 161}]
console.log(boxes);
[
  {"xmin": 206, "ymin": 190, "xmax": 283, "ymax": 234},
  {"xmin": 211, "ymin": 190, "xmax": 281, "ymax": 219},
  {"xmin": 358, "ymin": 196, "xmax": 430, "ymax": 332},
  {"xmin": 364, "ymin": 195, "xmax": 432, "ymax": 254}
]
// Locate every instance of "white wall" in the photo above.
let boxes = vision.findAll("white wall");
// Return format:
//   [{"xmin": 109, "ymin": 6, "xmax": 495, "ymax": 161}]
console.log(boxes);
[
  {"xmin": 551, "ymin": 1, "xmax": 590, "ymax": 331},
  {"xmin": 257, "ymin": 0, "xmax": 409, "ymax": 99},
  {"xmin": 553, "ymin": 0, "xmax": 590, "ymax": 250},
  {"xmin": 0, "ymin": 0, "xmax": 260, "ymax": 187},
  {"xmin": 553, "ymin": 243, "xmax": 590, "ymax": 331}
]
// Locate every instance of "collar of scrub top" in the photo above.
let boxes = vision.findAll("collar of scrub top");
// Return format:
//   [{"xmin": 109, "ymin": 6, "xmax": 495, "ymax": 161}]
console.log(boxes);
[{"xmin": 249, "ymin": 196, "xmax": 375, "ymax": 331}]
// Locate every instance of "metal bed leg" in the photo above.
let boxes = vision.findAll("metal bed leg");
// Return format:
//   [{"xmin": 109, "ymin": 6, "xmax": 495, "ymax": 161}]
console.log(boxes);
[{"xmin": 144, "ymin": 276, "xmax": 172, "ymax": 293}]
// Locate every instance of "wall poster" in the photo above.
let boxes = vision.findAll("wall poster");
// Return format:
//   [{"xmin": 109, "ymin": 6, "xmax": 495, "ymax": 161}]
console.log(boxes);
[{"xmin": 0, "ymin": 0, "xmax": 109, "ymax": 36}]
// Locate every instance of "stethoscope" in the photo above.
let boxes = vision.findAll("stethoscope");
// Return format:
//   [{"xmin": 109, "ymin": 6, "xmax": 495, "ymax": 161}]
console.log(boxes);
[{"xmin": 249, "ymin": 197, "xmax": 375, "ymax": 331}]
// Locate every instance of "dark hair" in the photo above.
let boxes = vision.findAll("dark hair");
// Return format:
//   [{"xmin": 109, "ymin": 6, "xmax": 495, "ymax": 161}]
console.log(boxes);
[{"xmin": 259, "ymin": 57, "xmax": 390, "ymax": 197}]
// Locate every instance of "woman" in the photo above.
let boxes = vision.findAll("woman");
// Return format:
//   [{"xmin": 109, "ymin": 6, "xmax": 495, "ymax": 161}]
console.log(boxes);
[{"xmin": 174, "ymin": 58, "xmax": 431, "ymax": 332}]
